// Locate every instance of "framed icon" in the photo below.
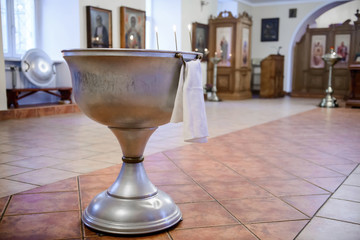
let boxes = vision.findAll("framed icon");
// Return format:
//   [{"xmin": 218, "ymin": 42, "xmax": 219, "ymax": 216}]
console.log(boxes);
[
  {"xmin": 86, "ymin": 6, "xmax": 112, "ymax": 48},
  {"xmin": 120, "ymin": 7, "xmax": 146, "ymax": 49},
  {"xmin": 261, "ymin": 18, "xmax": 279, "ymax": 42}
]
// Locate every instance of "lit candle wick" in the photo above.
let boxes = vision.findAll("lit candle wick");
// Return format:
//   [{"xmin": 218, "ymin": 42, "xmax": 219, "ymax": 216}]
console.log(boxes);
[
  {"xmin": 173, "ymin": 25, "xmax": 178, "ymax": 51},
  {"xmin": 188, "ymin": 24, "xmax": 192, "ymax": 50},
  {"xmin": 155, "ymin": 26, "xmax": 159, "ymax": 50}
]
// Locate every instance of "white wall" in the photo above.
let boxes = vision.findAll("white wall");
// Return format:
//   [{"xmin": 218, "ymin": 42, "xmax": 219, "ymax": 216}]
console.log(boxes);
[
  {"xmin": 37, "ymin": 0, "xmax": 80, "ymax": 60},
  {"xmin": 181, "ymin": 0, "xmax": 218, "ymax": 52},
  {"xmin": 217, "ymin": 0, "xmax": 238, "ymax": 15},
  {"xmin": 251, "ymin": 2, "xmax": 322, "ymax": 88},
  {"xmin": 0, "ymin": 6, "xmax": 7, "ymax": 111},
  {"xmin": 316, "ymin": 0, "xmax": 360, "ymax": 27},
  {"xmin": 79, "ymin": 0, "xmax": 146, "ymax": 48},
  {"xmin": 237, "ymin": 2, "xmax": 252, "ymax": 15},
  {"xmin": 151, "ymin": 0, "xmax": 181, "ymax": 51}
]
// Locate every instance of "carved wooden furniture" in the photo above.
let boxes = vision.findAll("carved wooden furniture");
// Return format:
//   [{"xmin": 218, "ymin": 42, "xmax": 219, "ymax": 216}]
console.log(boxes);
[
  {"xmin": 260, "ymin": 54, "xmax": 284, "ymax": 98},
  {"xmin": 347, "ymin": 64, "xmax": 360, "ymax": 107},
  {"xmin": 7, "ymin": 87, "xmax": 72, "ymax": 108},
  {"xmin": 207, "ymin": 11, "xmax": 252, "ymax": 100},
  {"xmin": 292, "ymin": 19, "xmax": 358, "ymax": 98}
]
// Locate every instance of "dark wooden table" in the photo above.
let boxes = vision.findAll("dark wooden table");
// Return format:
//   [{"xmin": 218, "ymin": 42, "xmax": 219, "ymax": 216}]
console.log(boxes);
[
  {"xmin": 6, "ymin": 88, "xmax": 72, "ymax": 108},
  {"xmin": 347, "ymin": 64, "xmax": 360, "ymax": 108}
]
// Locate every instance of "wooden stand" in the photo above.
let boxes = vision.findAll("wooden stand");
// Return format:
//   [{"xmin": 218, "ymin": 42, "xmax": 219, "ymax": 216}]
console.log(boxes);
[
  {"xmin": 7, "ymin": 87, "xmax": 72, "ymax": 108},
  {"xmin": 347, "ymin": 64, "xmax": 360, "ymax": 107},
  {"xmin": 260, "ymin": 55, "xmax": 284, "ymax": 98}
]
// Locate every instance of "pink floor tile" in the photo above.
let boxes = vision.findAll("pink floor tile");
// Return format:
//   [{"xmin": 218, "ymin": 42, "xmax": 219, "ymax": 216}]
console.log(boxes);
[
  {"xmin": 221, "ymin": 197, "xmax": 309, "ymax": 224},
  {"xmin": 281, "ymin": 194, "xmax": 330, "ymax": 217},
  {"xmin": 170, "ymin": 225, "xmax": 257, "ymax": 240},
  {"xmin": 247, "ymin": 220, "xmax": 309, "ymax": 240}
]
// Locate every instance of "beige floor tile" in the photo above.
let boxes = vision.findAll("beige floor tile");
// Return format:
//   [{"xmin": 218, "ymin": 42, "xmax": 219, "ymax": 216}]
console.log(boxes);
[
  {"xmin": 85, "ymin": 151, "xmax": 123, "ymax": 164},
  {"xmin": 0, "ymin": 179, "xmax": 37, "ymax": 198},
  {"xmin": 6, "ymin": 168, "xmax": 79, "ymax": 186},
  {"xmin": 0, "ymin": 144, "xmax": 23, "ymax": 153},
  {"xmin": 353, "ymin": 166, "xmax": 360, "ymax": 174},
  {"xmin": 44, "ymin": 148, "xmax": 100, "ymax": 160},
  {"xmin": 0, "ymin": 165, "xmax": 33, "ymax": 178},
  {"xmin": 344, "ymin": 173, "xmax": 360, "ymax": 186},
  {"xmin": 50, "ymin": 159, "xmax": 116, "ymax": 174},
  {"xmin": 0, "ymin": 153, "xmax": 27, "ymax": 164},
  {"xmin": 296, "ymin": 217, "xmax": 360, "ymax": 240},
  {"xmin": 5, "ymin": 147, "xmax": 60, "ymax": 158},
  {"xmin": 6, "ymin": 156, "xmax": 70, "ymax": 169},
  {"xmin": 332, "ymin": 185, "xmax": 360, "ymax": 202},
  {"xmin": 317, "ymin": 198, "xmax": 360, "ymax": 224}
]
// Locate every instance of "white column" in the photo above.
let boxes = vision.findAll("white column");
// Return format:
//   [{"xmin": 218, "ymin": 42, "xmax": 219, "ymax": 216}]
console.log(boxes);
[{"xmin": 0, "ymin": 10, "xmax": 7, "ymax": 111}]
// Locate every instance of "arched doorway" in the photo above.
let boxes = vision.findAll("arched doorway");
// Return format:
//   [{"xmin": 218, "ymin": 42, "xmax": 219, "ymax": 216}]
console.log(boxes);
[{"xmin": 286, "ymin": 0, "xmax": 352, "ymax": 92}]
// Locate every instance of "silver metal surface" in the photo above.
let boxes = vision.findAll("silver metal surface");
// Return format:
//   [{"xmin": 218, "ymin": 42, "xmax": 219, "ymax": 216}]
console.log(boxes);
[
  {"xmin": 21, "ymin": 48, "xmax": 56, "ymax": 87},
  {"xmin": 62, "ymin": 49, "xmax": 201, "ymax": 235},
  {"xmin": 319, "ymin": 48, "xmax": 341, "ymax": 108},
  {"xmin": 208, "ymin": 57, "xmax": 221, "ymax": 102}
]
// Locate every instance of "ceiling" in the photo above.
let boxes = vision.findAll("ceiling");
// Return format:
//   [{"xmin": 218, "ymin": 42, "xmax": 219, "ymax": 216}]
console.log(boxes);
[{"xmin": 219, "ymin": 0, "xmax": 329, "ymax": 6}]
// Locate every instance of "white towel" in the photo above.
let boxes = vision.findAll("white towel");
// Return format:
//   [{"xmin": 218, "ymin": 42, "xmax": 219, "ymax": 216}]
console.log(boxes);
[{"xmin": 170, "ymin": 59, "xmax": 209, "ymax": 143}]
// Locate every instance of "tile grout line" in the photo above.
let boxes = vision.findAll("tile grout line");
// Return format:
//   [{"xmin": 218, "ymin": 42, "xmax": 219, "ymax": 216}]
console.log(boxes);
[
  {"xmin": 166, "ymin": 231, "xmax": 174, "ymax": 240},
  {"xmin": 3, "ymin": 210, "xmax": 79, "ymax": 217},
  {"xmin": 162, "ymin": 151, "xmax": 261, "ymax": 240},
  {"xmin": 293, "ymin": 163, "xmax": 360, "ymax": 239},
  {"xmin": 331, "ymin": 197, "xmax": 360, "ymax": 204},
  {"xmin": 0, "ymin": 195, "xmax": 12, "ymax": 222},
  {"xmin": 76, "ymin": 176, "xmax": 85, "ymax": 240},
  {"xmin": 191, "ymin": 144, "xmax": 318, "ymax": 221},
  {"xmin": 315, "ymin": 216, "xmax": 360, "ymax": 226}
]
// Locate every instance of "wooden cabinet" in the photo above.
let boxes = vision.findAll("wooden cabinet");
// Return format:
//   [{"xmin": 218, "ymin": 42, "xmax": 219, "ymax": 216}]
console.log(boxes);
[
  {"xmin": 260, "ymin": 55, "xmax": 284, "ymax": 98},
  {"xmin": 207, "ymin": 11, "xmax": 252, "ymax": 100},
  {"xmin": 292, "ymin": 21, "xmax": 354, "ymax": 98},
  {"xmin": 347, "ymin": 64, "xmax": 360, "ymax": 107}
]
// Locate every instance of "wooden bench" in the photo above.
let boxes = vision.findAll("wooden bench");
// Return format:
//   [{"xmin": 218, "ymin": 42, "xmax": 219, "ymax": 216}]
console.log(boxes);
[{"xmin": 6, "ymin": 87, "xmax": 72, "ymax": 108}]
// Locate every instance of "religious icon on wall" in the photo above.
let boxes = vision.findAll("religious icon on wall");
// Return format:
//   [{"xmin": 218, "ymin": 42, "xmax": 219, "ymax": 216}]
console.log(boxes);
[
  {"xmin": 335, "ymin": 34, "xmax": 350, "ymax": 67},
  {"xmin": 120, "ymin": 7, "xmax": 146, "ymax": 49},
  {"xmin": 310, "ymin": 35, "xmax": 326, "ymax": 68},
  {"xmin": 261, "ymin": 18, "xmax": 279, "ymax": 42},
  {"xmin": 86, "ymin": 6, "xmax": 112, "ymax": 48},
  {"xmin": 216, "ymin": 27, "xmax": 232, "ymax": 67},
  {"xmin": 242, "ymin": 28, "xmax": 249, "ymax": 67},
  {"xmin": 192, "ymin": 23, "xmax": 209, "ymax": 61}
]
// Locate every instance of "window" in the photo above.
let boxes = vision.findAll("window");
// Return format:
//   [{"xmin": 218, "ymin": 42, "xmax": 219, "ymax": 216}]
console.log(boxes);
[{"xmin": 1, "ymin": 0, "xmax": 35, "ymax": 58}]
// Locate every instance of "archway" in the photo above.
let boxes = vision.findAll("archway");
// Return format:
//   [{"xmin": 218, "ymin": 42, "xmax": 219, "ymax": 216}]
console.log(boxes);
[{"xmin": 286, "ymin": 0, "xmax": 351, "ymax": 92}]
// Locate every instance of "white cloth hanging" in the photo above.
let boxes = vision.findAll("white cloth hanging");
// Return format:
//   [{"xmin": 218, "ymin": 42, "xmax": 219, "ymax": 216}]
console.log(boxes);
[{"xmin": 170, "ymin": 59, "xmax": 208, "ymax": 143}]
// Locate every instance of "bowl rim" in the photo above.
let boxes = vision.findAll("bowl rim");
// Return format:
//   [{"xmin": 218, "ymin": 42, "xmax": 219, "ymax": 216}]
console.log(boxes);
[{"xmin": 62, "ymin": 48, "xmax": 202, "ymax": 60}]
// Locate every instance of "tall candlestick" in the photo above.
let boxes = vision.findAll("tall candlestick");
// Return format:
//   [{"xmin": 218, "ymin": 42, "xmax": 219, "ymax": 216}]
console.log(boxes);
[
  {"xmin": 155, "ymin": 26, "xmax": 159, "ymax": 50},
  {"xmin": 173, "ymin": 25, "xmax": 178, "ymax": 51},
  {"xmin": 188, "ymin": 24, "xmax": 192, "ymax": 49}
]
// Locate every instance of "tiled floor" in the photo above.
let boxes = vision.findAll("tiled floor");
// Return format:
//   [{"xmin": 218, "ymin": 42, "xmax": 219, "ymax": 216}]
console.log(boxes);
[
  {"xmin": 0, "ymin": 97, "xmax": 317, "ymax": 197},
  {"xmin": 0, "ymin": 97, "xmax": 359, "ymax": 239}
]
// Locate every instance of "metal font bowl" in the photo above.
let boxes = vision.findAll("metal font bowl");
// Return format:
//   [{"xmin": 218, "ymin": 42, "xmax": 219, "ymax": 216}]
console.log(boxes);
[{"xmin": 62, "ymin": 49, "xmax": 201, "ymax": 128}]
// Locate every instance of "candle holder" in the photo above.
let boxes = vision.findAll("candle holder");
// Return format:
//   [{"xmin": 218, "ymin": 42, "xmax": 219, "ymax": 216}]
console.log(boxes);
[
  {"xmin": 319, "ymin": 48, "xmax": 342, "ymax": 108},
  {"xmin": 62, "ymin": 49, "xmax": 202, "ymax": 235},
  {"xmin": 208, "ymin": 57, "xmax": 222, "ymax": 102}
]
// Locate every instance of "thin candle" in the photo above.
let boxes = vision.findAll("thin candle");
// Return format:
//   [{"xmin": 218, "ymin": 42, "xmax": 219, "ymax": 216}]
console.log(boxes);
[
  {"xmin": 173, "ymin": 25, "xmax": 178, "ymax": 51},
  {"xmin": 155, "ymin": 26, "xmax": 159, "ymax": 50},
  {"xmin": 188, "ymin": 24, "xmax": 192, "ymax": 48}
]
